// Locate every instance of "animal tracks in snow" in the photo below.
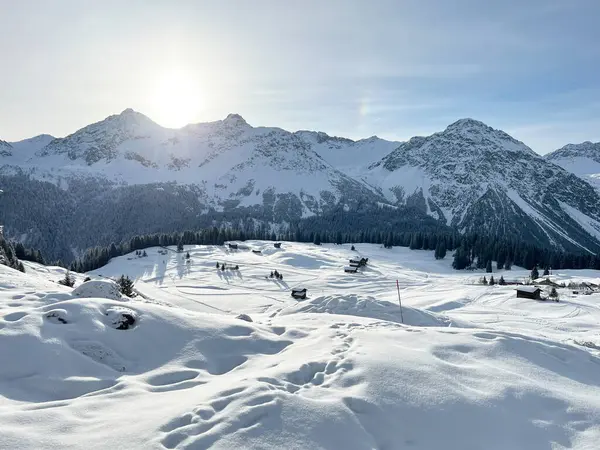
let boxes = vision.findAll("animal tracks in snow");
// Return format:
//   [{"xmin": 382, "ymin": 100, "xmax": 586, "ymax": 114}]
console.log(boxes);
[{"xmin": 160, "ymin": 385, "xmax": 281, "ymax": 449}]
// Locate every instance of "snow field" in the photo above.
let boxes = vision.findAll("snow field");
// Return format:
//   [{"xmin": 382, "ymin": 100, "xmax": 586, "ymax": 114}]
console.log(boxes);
[{"xmin": 0, "ymin": 242, "xmax": 600, "ymax": 449}]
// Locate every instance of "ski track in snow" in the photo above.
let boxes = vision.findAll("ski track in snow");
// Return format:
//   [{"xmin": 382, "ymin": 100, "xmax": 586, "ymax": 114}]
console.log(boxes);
[{"xmin": 1, "ymin": 242, "xmax": 600, "ymax": 449}]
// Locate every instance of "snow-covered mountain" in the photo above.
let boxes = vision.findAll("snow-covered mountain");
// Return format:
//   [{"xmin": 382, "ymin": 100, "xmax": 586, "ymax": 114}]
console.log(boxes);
[
  {"xmin": 2, "ymin": 110, "xmax": 600, "ymax": 259},
  {"xmin": 367, "ymin": 119, "xmax": 600, "ymax": 253},
  {"xmin": 0, "ymin": 140, "xmax": 12, "ymax": 157},
  {"xmin": 3, "ymin": 109, "xmax": 387, "ymax": 216},
  {"xmin": 545, "ymin": 141, "xmax": 600, "ymax": 191}
]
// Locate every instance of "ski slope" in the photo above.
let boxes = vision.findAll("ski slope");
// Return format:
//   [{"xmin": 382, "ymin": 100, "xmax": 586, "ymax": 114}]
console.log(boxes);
[{"xmin": 1, "ymin": 242, "xmax": 600, "ymax": 449}]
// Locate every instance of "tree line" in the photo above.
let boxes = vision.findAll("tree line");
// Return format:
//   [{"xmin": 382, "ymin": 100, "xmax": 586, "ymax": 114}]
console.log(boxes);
[{"xmin": 69, "ymin": 224, "xmax": 600, "ymax": 273}]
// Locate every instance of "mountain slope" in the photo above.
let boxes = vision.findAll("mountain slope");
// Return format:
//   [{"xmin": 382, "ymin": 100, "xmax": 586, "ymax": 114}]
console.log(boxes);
[
  {"xmin": 546, "ymin": 142, "xmax": 600, "ymax": 191},
  {"xmin": 10, "ymin": 110, "xmax": 382, "ymax": 216},
  {"xmin": 368, "ymin": 119, "xmax": 600, "ymax": 253},
  {"xmin": 2, "ymin": 112, "xmax": 600, "ymax": 260}
]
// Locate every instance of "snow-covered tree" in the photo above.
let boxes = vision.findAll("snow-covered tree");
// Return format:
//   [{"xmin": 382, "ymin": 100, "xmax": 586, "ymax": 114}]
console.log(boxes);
[
  {"xmin": 118, "ymin": 275, "xmax": 135, "ymax": 297},
  {"xmin": 59, "ymin": 271, "xmax": 75, "ymax": 287},
  {"xmin": 530, "ymin": 265, "xmax": 539, "ymax": 280}
]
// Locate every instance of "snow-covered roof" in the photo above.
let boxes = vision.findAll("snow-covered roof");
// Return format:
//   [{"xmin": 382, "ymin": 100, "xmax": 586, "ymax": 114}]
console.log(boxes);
[{"xmin": 516, "ymin": 286, "xmax": 541, "ymax": 293}]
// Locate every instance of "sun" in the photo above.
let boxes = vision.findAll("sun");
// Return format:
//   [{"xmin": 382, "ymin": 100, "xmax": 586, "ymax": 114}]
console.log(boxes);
[{"xmin": 151, "ymin": 69, "xmax": 204, "ymax": 128}]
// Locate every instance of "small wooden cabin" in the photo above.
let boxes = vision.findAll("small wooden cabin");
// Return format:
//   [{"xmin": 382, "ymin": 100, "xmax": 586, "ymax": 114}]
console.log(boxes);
[
  {"xmin": 537, "ymin": 278, "xmax": 561, "ymax": 288},
  {"xmin": 252, "ymin": 250, "xmax": 262, "ymax": 254},
  {"xmin": 274, "ymin": 242, "xmax": 282, "ymax": 249},
  {"xmin": 516, "ymin": 286, "xmax": 542, "ymax": 300},
  {"xmin": 344, "ymin": 266, "xmax": 358, "ymax": 273},
  {"xmin": 228, "ymin": 243, "xmax": 238, "ymax": 250},
  {"xmin": 291, "ymin": 288, "xmax": 307, "ymax": 299},
  {"xmin": 350, "ymin": 257, "xmax": 369, "ymax": 267}
]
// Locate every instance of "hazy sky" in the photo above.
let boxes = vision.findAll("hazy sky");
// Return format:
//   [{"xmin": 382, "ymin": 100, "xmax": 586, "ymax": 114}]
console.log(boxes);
[{"xmin": 1, "ymin": 0, "xmax": 599, "ymax": 154}]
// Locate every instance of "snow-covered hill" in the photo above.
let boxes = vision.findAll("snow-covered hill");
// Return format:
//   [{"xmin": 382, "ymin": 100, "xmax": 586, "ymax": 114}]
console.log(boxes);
[
  {"xmin": 546, "ymin": 141, "xmax": 600, "ymax": 191},
  {"xmin": 368, "ymin": 119, "xmax": 600, "ymax": 253},
  {"xmin": 2, "ymin": 242, "xmax": 600, "ymax": 449},
  {"xmin": 2, "ymin": 111, "xmax": 600, "ymax": 258}
]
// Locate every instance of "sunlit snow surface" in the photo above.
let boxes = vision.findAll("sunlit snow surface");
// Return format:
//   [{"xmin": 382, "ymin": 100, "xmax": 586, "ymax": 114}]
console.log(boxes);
[{"xmin": 1, "ymin": 242, "xmax": 600, "ymax": 449}]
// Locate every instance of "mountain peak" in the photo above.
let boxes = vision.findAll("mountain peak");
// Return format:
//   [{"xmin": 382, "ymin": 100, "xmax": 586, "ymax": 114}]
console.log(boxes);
[
  {"xmin": 120, "ymin": 108, "xmax": 136, "ymax": 115},
  {"xmin": 546, "ymin": 140, "xmax": 600, "ymax": 164},
  {"xmin": 224, "ymin": 113, "xmax": 248, "ymax": 126},
  {"xmin": 445, "ymin": 118, "xmax": 492, "ymax": 132}
]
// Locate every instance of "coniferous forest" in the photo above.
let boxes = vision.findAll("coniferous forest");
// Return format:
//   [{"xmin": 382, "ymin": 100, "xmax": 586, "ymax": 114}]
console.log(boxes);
[{"xmin": 69, "ymin": 224, "xmax": 600, "ymax": 274}]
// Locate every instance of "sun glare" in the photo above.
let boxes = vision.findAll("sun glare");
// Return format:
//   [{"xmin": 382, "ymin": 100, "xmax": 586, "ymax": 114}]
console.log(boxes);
[{"xmin": 151, "ymin": 69, "xmax": 204, "ymax": 128}]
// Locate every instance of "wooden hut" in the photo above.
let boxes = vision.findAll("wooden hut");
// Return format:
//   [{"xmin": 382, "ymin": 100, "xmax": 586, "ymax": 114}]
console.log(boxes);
[
  {"xmin": 291, "ymin": 288, "xmax": 307, "ymax": 299},
  {"xmin": 344, "ymin": 266, "xmax": 358, "ymax": 273},
  {"xmin": 252, "ymin": 249, "xmax": 262, "ymax": 254},
  {"xmin": 274, "ymin": 242, "xmax": 282, "ymax": 249},
  {"xmin": 516, "ymin": 286, "xmax": 542, "ymax": 300},
  {"xmin": 536, "ymin": 278, "xmax": 561, "ymax": 288},
  {"xmin": 228, "ymin": 243, "xmax": 238, "ymax": 250}
]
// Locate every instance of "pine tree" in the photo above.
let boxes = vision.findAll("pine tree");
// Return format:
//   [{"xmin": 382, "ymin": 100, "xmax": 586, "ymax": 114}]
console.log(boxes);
[
  {"xmin": 489, "ymin": 276, "xmax": 495, "ymax": 286},
  {"xmin": 385, "ymin": 232, "xmax": 393, "ymax": 249},
  {"xmin": 336, "ymin": 231, "xmax": 342, "ymax": 245},
  {"xmin": 59, "ymin": 271, "xmax": 75, "ymax": 287},
  {"xmin": 499, "ymin": 275, "xmax": 506, "ymax": 285},
  {"xmin": 142, "ymin": 250, "xmax": 147, "ymax": 257},
  {"xmin": 185, "ymin": 252, "xmax": 190, "ymax": 259},
  {"xmin": 486, "ymin": 260, "xmax": 492, "ymax": 273},
  {"xmin": 530, "ymin": 265, "xmax": 539, "ymax": 281},
  {"xmin": 435, "ymin": 241, "xmax": 447, "ymax": 260},
  {"xmin": 351, "ymin": 245, "xmax": 356, "ymax": 251},
  {"xmin": 549, "ymin": 287, "xmax": 559, "ymax": 301},
  {"xmin": 313, "ymin": 233, "xmax": 321, "ymax": 246},
  {"xmin": 118, "ymin": 275, "xmax": 135, "ymax": 297},
  {"xmin": 14, "ymin": 242, "xmax": 25, "ymax": 259},
  {"xmin": 482, "ymin": 276, "xmax": 488, "ymax": 285},
  {"xmin": 452, "ymin": 247, "xmax": 470, "ymax": 270},
  {"xmin": 409, "ymin": 233, "xmax": 418, "ymax": 250},
  {"xmin": 177, "ymin": 241, "xmax": 184, "ymax": 252},
  {"xmin": 543, "ymin": 267, "xmax": 549, "ymax": 276}
]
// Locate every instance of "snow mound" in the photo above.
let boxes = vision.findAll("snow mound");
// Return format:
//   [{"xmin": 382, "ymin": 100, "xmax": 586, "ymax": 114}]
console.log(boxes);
[
  {"xmin": 0, "ymin": 297, "xmax": 292, "ymax": 405},
  {"xmin": 280, "ymin": 294, "xmax": 470, "ymax": 327},
  {"xmin": 72, "ymin": 279, "xmax": 122, "ymax": 300}
]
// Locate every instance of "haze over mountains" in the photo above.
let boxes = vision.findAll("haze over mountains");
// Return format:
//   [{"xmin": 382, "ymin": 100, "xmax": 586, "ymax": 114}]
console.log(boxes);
[{"xmin": 1, "ymin": 109, "xmax": 600, "ymax": 261}]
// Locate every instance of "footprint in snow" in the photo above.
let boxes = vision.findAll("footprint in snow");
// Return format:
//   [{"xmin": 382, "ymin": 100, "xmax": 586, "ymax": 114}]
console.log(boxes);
[
  {"xmin": 3, "ymin": 311, "xmax": 28, "ymax": 322},
  {"xmin": 160, "ymin": 386, "xmax": 279, "ymax": 449}
]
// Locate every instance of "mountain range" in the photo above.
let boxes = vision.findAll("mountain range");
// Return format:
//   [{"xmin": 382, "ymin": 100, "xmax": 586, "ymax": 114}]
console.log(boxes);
[{"xmin": 2, "ymin": 109, "xmax": 600, "ymax": 261}]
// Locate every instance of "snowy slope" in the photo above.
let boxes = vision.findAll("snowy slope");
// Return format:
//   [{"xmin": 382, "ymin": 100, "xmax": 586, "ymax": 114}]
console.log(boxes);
[
  {"xmin": 546, "ymin": 141, "xmax": 600, "ymax": 191},
  {"xmin": 368, "ymin": 119, "xmax": 600, "ymax": 253},
  {"xmin": 295, "ymin": 131, "xmax": 400, "ymax": 176},
  {"xmin": 2, "ymin": 243, "xmax": 600, "ymax": 449}
]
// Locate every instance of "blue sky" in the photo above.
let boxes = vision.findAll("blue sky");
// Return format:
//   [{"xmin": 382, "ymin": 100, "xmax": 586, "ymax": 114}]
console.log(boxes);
[{"xmin": 1, "ymin": 0, "xmax": 599, "ymax": 154}]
